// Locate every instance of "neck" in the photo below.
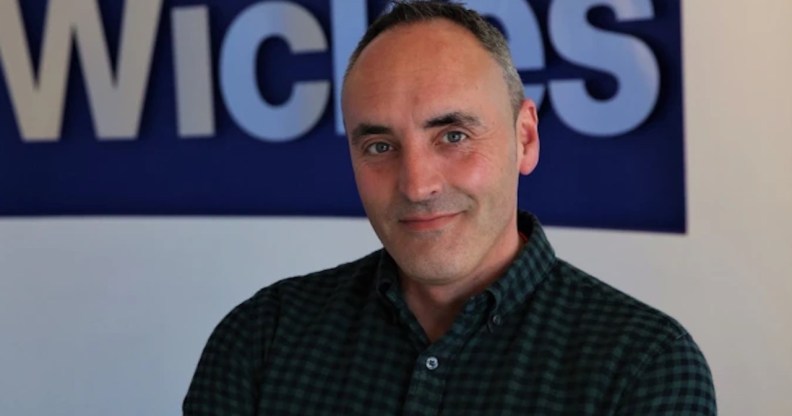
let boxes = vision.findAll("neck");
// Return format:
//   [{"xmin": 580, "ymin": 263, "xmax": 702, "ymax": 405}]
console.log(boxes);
[{"xmin": 401, "ymin": 229, "xmax": 525, "ymax": 342}]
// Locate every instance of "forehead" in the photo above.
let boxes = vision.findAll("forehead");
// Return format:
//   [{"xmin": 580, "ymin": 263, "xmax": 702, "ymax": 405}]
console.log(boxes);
[{"xmin": 342, "ymin": 19, "xmax": 511, "ymax": 127}]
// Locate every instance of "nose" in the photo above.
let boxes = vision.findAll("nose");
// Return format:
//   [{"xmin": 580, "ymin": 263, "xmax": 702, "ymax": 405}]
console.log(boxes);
[{"xmin": 398, "ymin": 145, "xmax": 443, "ymax": 202}]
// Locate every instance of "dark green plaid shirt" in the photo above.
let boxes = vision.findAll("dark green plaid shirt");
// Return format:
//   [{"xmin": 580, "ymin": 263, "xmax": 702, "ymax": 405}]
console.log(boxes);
[{"xmin": 184, "ymin": 212, "xmax": 716, "ymax": 415}]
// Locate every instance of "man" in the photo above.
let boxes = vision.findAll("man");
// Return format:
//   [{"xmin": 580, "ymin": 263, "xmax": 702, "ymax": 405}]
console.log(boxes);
[{"xmin": 184, "ymin": 1, "xmax": 716, "ymax": 415}]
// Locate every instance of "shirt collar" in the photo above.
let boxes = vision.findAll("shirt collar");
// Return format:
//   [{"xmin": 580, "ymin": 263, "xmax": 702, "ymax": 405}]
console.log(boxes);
[
  {"xmin": 484, "ymin": 211, "xmax": 556, "ymax": 315},
  {"xmin": 375, "ymin": 211, "xmax": 557, "ymax": 315}
]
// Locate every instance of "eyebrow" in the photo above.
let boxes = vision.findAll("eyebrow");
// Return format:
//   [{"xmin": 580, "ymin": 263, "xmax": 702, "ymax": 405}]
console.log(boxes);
[
  {"xmin": 349, "ymin": 123, "xmax": 393, "ymax": 145},
  {"xmin": 423, "ymin": 111, "xmax": 483, "ymax": 130}
]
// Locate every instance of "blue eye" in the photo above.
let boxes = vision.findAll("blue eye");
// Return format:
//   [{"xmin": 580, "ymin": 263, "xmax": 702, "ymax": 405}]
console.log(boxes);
[
  {"xmin": 443, "ymin": 131, "xmax": 468, "ymax": 143},
  {"xmin": 366, "ymin": 142, "xmax": 391, "ymax": 154}
]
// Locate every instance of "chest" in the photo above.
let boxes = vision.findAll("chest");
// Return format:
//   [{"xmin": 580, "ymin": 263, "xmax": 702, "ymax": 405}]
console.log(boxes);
[{"xmin": 255, "ymin": 306, "xmax": 626, "ymax": 416}]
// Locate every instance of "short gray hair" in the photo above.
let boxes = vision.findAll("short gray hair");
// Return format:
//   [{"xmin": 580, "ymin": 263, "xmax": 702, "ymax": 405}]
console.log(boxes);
[{"xmin": 344, "ymin": 0, "xmax": 524, "ymax": 118}]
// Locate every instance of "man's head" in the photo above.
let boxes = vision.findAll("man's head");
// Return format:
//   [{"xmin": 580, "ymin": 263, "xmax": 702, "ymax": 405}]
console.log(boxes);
[{"xmin": 342, "ymin": 1, "xmax": 540, "ymax": 286}]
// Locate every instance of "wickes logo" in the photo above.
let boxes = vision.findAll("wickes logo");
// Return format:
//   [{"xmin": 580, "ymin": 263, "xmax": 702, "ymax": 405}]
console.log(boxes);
[{"xmin": 0, "ymin": 0, "xmax": 662, "ymax": 143}]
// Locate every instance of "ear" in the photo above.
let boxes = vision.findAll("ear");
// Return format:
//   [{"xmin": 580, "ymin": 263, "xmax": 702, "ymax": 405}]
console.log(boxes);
[{"xmin": 515, "ymin": 99, "xmax": 540, "ymax": 175}]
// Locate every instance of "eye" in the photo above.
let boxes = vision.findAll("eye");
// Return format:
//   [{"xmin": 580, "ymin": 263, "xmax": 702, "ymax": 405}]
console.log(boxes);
[
  {"xmin": 442, "ymin": 131, "xmax": 468, "ymax": 144},
  {"xmin": 365, "ymin": 141, "xmax": 392, "ymax": 155}
]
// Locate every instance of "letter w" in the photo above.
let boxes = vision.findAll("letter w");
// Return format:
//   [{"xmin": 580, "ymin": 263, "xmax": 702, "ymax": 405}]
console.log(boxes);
[{"xmin": 0, "ymin": 0, "xmax": 162, "ymax": 141}]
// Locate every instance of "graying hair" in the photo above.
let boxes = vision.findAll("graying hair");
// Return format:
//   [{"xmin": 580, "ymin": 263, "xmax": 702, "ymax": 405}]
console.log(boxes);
[{"xmin": 344, "ymin": 0, "xmax": 524, "ymax": 118}]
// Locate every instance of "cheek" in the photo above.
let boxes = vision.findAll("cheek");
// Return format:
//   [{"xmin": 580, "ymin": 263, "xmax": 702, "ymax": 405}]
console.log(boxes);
[
  {"xmin": 445, "ymin": 146, "xmax": 519, "ymax": 209},
  {"xmin": 354, "ymin": 165, "xmax": 392, "ymax": 207},
  {"xmin": 446, "ymin": 150, "xmax": 500, "ymax": 192}
]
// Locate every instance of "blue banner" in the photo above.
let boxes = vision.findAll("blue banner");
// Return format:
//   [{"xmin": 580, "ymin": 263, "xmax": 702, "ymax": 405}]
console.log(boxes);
[{"xmin": 0, "ymin": 0, "xmax": 684, "ymax": 232}]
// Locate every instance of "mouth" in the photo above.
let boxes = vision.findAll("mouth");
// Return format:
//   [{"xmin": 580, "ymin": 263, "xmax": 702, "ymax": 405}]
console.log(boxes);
[{"xmin": 398, "ymin": 212, "xmax": 461, "ymax": 232}]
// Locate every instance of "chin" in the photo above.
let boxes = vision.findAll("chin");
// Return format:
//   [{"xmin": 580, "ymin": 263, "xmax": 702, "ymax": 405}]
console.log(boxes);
[
  {"xmin": 393, "ymin": 249, "xmax": 467, "ymax": 284},
  {"xmin": 382, "ymin": 224, "xmax": 470, "ymax": 278}
]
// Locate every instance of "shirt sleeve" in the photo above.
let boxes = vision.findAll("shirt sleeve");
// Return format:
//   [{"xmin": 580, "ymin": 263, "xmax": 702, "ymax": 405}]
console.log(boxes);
[
  {"xmin": 617, "ymin": 332, "xmax": 717, "ymax": 415},
  {"xmin": 183, "ymin": 296, "xmax": 271, "ymax": 416}
]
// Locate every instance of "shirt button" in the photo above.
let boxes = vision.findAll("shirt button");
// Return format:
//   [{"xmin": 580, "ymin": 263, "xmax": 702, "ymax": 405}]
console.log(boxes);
[
  {"xmin": 425, "ymin": 356, "xmax": 439, "ymax": 370},
  {"xmin": 491, "ymin": 314, "xmax": 502, "ymax": 326}
]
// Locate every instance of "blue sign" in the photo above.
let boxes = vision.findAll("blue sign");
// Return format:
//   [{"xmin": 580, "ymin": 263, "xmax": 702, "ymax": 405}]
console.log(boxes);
[{"xmin": 0, "ymin": 0, "xmax": 684, "ymax": 232}]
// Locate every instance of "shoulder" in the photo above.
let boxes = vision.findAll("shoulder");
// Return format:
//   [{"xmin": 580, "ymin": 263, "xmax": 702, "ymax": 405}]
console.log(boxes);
[
  {"xmin": 184, "ymin": 251, "xmax": 384, "ymax": 412},
  {"xmin": 532, "ymin": 258, "xmax": 704, "ymax": 376},
  {"xmin": 538, "ymin": 259, "xmax": 715, "ymax": 411},
  {"xmin": 544, "ymin": 258, "xmax": 689, "ymax": 345},
  {"xmin": 192, "ymin": 250, "xmax": 382, "ymax": 373},
  {"xmin": 214, "ymin": 250, "xmax": 382, "ymax": 338}
]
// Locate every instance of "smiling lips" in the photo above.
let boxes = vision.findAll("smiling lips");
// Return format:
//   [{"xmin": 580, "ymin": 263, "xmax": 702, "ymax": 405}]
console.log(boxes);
[{"xmin": 399, "ymin": 212, "xmax": 461, "ymax": 232}]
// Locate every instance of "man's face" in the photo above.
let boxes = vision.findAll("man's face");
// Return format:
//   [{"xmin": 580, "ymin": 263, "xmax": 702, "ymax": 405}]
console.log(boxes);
[{"xmin": 342, "ymin": 19, "xmax": 539, "ymax": 286}]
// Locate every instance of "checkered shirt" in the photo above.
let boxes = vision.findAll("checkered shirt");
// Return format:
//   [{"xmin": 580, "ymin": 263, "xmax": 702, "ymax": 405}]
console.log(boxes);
[{"xmin": 184, "ymin": 212, "xmax": 716, "ymax": 415}]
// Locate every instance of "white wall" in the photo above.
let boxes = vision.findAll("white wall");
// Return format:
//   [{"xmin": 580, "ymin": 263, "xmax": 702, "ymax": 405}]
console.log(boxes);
[{"xmin": 1, "ymin": 1, "xmax": 790, "ymax": 415}]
